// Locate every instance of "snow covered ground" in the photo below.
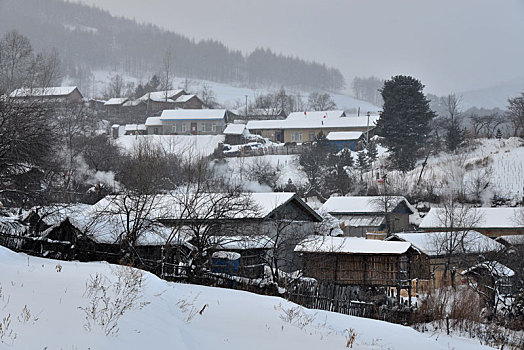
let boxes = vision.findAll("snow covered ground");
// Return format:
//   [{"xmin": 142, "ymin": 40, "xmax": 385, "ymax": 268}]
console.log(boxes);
[
  {"xmin": 116, "ymin": 134, "xmax": 224, "ymax": 160},
  {"xmin": 0, "ymin": 246, "xmax": 493, "ymax": 349},
  {"xmin": 218, "ymin": 154, "xmax": 306, "ymax": 188}
]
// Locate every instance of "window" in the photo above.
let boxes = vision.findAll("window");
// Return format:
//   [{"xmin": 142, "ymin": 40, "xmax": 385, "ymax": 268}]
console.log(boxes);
[
  {"xmin": 153, "ymin": 127, "xmax": 159, "ymax": 135},
  {"xmin": 291, "ymin": 132, "xmax": 302, "ymax": 142},
  {"xmin": 308, "ymin": 131, "xmax": 315, "ymax": 141},
  {"xmin": 171, "ymin": 125, "xmax": 177, "ymax": 133},
  {"xmin": 181, "ymin": 123, "xmax": 187, "ymax": 132},
  {"xmin": 203, "ymin": 123, "xmax": 212, "ymax": 132},
  {"xmin": 212, "ymin": 123, "xmax": 217, "ymax": 132}
]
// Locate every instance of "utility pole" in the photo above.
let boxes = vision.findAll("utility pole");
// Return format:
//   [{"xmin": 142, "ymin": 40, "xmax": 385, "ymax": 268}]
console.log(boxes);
[
  {"xmin": 245, "ymin": 95, "xmax": 248, "ymax": 118},
  {"xmin": 366, "ymin": 111, "xmax": 370, "ymax": 145}
]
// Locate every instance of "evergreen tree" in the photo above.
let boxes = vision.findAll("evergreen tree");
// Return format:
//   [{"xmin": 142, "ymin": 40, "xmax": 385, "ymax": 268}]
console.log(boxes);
[
  {"xmin": 356, "ymin": 151, "xmax": 369, "ymax": 181},
  {"xmin": 356, "ymin": 151, "xmax": 369, "ymax": 171},
  {"xmin": 376, "ymin": 75, "xmax": 436, "ymax": 171},
  {"xmin": 366, "ymin": 141, "xmax": 378, "ymax": 163},
  {"xmin": 445, "ymin": 119, "xmax": 465, "ymax": 152},
  {"xmin": 496, "ymin": 128, "xmax": 502, "ymax": 140}
]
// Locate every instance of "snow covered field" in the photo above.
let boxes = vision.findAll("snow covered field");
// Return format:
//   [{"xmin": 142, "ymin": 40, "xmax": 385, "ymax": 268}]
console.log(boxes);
[
  {"xmin": 116, "ymin": 134, "xmax": 224, "ymax": 160},
  {"xmin": 0, "ymin": 246, "xmax": 494, "ymax": 349}
]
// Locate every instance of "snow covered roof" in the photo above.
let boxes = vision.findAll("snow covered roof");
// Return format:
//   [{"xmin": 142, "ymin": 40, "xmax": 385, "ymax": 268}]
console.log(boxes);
[
  {"xmin": 104, "ymin": 97, "xmax": 129, "ymax": 106},
  {"xmin": 321, "ymin": 196, "xmax": 414, "ymax": 215},
  {"xmin": 295, "ymin": 236, "xmax": 413, "ymax": 255},
  {"xmin": 495, "ymin": 234, "xmax": 524, "ymax": 246},
  {"xmin": 338, "ymin": 215, "xmax": 385, "ymax": 228},
  {"xmin": 0, "ymin": 215, "xmax": 28, "ymax": 236},
  {"xmin": 462, "ymin": 261, "xmax": 515, "ymax": 278},
  {"xmin": 223, "ymin": 124, "xmax": 248, "ymax": 135},
  {"xmin": 389, "ymin": 231, "xmax": 504, "ymax": 257},
  {"xmin": 214, "ymin": 235, "xmax": 274, "ymax": 250},
  {"xmin": 175, "ymin": 94, "xmax": 197, "ymax": 103},
  {"xmin": 160, "ymin": 109, "xmax": 227, "ymax": 121},
  {"xmin": 10, "ymin": 86, "xmax": 79, "ymax": 98},
  {"xmin": 138, "ymin": 90, "xmax": 185, "ymax": 102},
  {"xmin": 246, "ymin": 115, "xmax": 379, "ymax": 131},
  {"xmin": 92, "ymin": 192, "xmax": 319, "ymax": 222},
  {"xmin": 287, "ymin": 111, "xmax": 345, "ymax": 121},
  {"xmin": 124, "ymin": 124, "xmax": 147, "ymax": 132},
  {"xmin": 145, "ymin": 117, "xmax": 163, "ymax": 126},
  {"xmin": 326, "ymin": 131, "xmax": 363, "ymax": 141},
  {"xmin": 123, "ymin": 99, "xmax": 145, "ymax": 107},
  {"xmin": 419, "ymin": 207, "xmax": 524, "ymax": 229}
]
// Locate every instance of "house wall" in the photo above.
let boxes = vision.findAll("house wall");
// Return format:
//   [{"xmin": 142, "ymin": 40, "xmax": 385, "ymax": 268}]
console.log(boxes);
[
  {"xmin": 301, "ymin": 253, "xmax": 415, "ymax": 286},
  {"xmin": 149, "ymin": 100, "xmax": 177, "ymax": 114},
  {"xmin": 387, "ymin": 213, "xmax": 411, "ymax": 233},
  {"xmin": 343, "ymin": 225, "xmax": 382, "ymax": 237},
  {"xmin": 159, "ymin": 119, "xmax": 225, "ymax": 135},
  {"xmin": 176, "ymin": 97, "xmax": 204, "ymax": 109},
  {"xmin": 283, "ymin": 127, "xmax": 372, "ymax": 143},
  {"xmin": 67, "ymin": 89, "xmax": 83, "ymax": 103}
]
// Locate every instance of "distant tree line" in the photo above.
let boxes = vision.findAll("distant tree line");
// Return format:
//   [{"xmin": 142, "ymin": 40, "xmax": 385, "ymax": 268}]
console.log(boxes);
[{"xmin": 0, "ymin": 0, "xmax": 345, "ymax": 93}]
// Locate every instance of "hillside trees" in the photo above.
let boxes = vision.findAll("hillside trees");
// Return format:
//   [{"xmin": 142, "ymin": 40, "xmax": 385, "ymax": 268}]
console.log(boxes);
[
  {"xmin": 352, "ymin": 76, "xmax": 384, "ymax": 106},
  {"xmin": 376, "ymin": 75, "xmax": 436, "ymax": 172},
  {"xmin": 507, "ymin": 91, "xmax": 524, "ymax": 137}
]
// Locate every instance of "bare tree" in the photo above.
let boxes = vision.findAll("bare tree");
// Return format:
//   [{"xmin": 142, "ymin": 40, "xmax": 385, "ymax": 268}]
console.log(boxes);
[
  {"xmin": 198, "ymin": 83, "xmax": 218, "ymax": 108},
  {"xmin": 507, "ymin": 91, "xmax": 524, "ymax": 137},
  {"xmin": 0, "ymin": 97, "xmax": 59, "ymax": 206},
  {"xmin": 0, "ymin": 30, "xmax": 33, "ymax": 93},
  {"xmin": 161, "ymin": 50, "xmax": 174, "ymax": 101},
  {"xmin": 431, "ymin": 194, "xmax": 483, "ymax": 287},
  {"xmin": 307, "ymin": 92, "xmax": 337, "ymax": 111},
  {"xmin": 105, "ymin": 74, "xmax": 126, "ymax": 98},
  {"xmin": 159, "ymin": 165, "xmax": 259, "ymax": 281},
  {"xmin": 443, "ymin": 93, "xmax": 465, "ymax": 152},
  {"xmin": 89, "ymin": 139, "xmax": 176, "ymax": 263}
]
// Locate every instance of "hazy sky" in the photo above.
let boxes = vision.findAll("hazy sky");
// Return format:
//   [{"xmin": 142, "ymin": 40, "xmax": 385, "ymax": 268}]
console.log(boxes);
[{"xmin": 76, "ymin": 0, "xmax": 524, "ymax": 95}]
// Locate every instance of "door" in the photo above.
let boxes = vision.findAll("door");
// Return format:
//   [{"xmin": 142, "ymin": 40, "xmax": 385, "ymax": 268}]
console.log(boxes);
[{"xmin": 191, "ymin": 122, "xmax": 197, "ymax": 135}]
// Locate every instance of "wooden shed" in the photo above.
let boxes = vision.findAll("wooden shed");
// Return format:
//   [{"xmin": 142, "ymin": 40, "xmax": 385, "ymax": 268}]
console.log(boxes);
[{"xmin": 295, "ymin": 236, "xmax": 428, "ymax": 289}]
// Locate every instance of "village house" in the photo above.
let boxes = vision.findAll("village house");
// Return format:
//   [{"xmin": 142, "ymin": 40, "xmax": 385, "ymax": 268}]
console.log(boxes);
[
  {"xmin": 104, "ymin": 97, "xmax": 129, "ymax": 119},
  {"xmin": 121, "ymin": 99, "xmax": 148, "ymax": 121},
  {"xmin": 137, "ymin": 89, "xmax": 186, "ymax": 115},
  {"xmin": 174, "ymin": 94, "xmax": 204, "ymax": 109},
  {"xmin": 9, "ymin": 86, "xmax": 83, "ymax": 104},
  {"xmin": 223, "ymin": 123, "xmax": 250, "ymax": 145},
  {"xmin": 153, "ymin": 192, "xmax": 322, "ymax": 273},
  {"xmin": 124, "ymin": 124, "xmax": 147, "ymax": 135},
  {"xmin": 294, "ymin": 236, "xmax": 428, "ymax": 301},
  {"xmin": 246, "ymin": 110, "xmax": 379, "ymax": 143},
  {"xmin": 145, "ymin": 109, "xmax": 230, "ymax": 135},
  {"xmin": 387, "ymin": 231, "xmax": 505, "ymax": 290},
  {"xmin": 320, "ymin": 196, "xmax": 415, "ymax": 238},
  {"xmin": 419, "ymin": 207, "xmax": 524, "ymax": 237},
  {"xmin": 326, "ymin": 131, "xmax": 364, "ymax": 151}
]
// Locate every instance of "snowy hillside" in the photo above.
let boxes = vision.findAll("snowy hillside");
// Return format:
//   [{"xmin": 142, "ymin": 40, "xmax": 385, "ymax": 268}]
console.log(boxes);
[
  {"xmin": 375, "ymin": 137, "xmax": 524, "ymax": 203},
  {"xmin": 89, "ymin": 70, "xmax": 381, "ymax": 113},
  {"xmin": 0, "ymin": 246, "xmax": 492, "ymax": 349},
  {"xmin": 460, "ymin": 76, "xmax": 524, "ymax": 109}
]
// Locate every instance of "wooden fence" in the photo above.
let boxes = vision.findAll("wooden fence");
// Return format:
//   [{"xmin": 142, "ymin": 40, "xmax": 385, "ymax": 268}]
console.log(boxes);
[{"xmin": 287, "ymin": 280, "xmax": 376, "ymax": 317}]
